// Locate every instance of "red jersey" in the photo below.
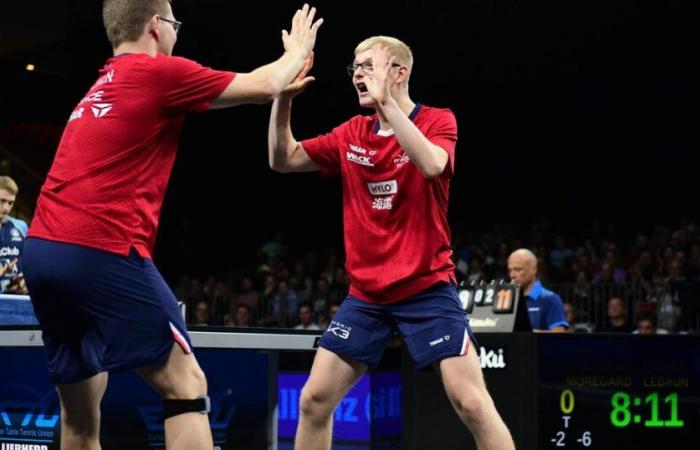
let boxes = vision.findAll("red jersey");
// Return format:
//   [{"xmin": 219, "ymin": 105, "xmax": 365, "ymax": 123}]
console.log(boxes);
[
  {"xmin": 28, "ymin": 53, "xmax": 235, "ymax": 259},
  {"xmin": 301, "ymin": 104, "xmax": 458, "ymax": 303}
]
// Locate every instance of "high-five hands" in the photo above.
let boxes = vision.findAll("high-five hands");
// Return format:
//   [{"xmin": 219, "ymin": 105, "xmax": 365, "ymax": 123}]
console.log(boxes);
[{"xmin": 282, "ymin": 4, "xmax": 323, "ymax": 58}]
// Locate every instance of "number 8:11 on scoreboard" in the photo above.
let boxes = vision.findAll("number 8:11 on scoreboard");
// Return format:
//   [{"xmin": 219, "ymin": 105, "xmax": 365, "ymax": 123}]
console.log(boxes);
[{"xmin": 610, "ymin": 392, "xmax": 684, "ymax": 428}]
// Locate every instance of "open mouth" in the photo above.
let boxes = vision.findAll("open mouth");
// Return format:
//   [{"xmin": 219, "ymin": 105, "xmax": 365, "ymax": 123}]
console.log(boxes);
[{"xmin": 356, "ymin": 82, "xmax": 368, "ymax": 94}]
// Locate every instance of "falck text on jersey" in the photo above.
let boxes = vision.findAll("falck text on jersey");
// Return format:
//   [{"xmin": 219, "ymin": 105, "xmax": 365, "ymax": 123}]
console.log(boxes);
[
  {"xmin": 479, "ymin": 346, "xmax": 506, "ymax": 369},
  {"xmin": 347, "ymin": 144, "xmax": 374, "ymax": 166}
]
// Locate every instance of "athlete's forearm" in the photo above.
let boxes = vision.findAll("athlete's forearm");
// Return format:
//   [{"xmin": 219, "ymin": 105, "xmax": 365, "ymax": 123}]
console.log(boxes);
[
  {"xmin": 381, "ymin": 102, "xmax": 449, "ymax": 178},
  {"xmin": 268, "ymin": 97, "xmax": 297, "ymax": 171}
]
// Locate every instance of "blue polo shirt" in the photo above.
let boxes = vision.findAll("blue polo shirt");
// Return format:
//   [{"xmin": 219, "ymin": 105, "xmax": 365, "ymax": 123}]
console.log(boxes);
[
  {"xmin": 524, "ymin": 280, "xmax": 568, "ymax": 331},
  {"xmin": 0, "ymin": 216, "xmax": 27, "ymax": 293}
]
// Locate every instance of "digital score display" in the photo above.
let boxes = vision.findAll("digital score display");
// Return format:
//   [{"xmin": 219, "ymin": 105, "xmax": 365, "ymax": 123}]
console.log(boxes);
[{"xmin": 538, "ymin": 335, "xmax": 700, "ymax": 449}]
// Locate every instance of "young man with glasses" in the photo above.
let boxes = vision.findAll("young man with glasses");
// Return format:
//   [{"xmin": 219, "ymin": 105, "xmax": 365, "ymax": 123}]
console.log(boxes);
[
  {"xmin": 268, "ymin": 36, "xmax": 515, "ymax": 450},
  {"xmin": 23, "ymin": 1, "xmax": 322, "ymax": 449}
]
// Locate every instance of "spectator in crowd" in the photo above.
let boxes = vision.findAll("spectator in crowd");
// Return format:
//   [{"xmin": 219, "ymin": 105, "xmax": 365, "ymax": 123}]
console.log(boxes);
[
  {"xmin": 260, "ymin": 280, "xmax": 299, "ymax": 327},
  {"xmin": 234, "ymin": 304, "xmax": 252, "ymax": 327},
  {"xmin": 331, "ymin": 267, "xmax": 349, "ymax": 293},
  {"xmin": 233, "ymin": 275, "xmax": 260, "ymax": 312},
  {"xmin": 289, "ymin": 260, "xmax": 314, "ymax": 299},
  {"xmin": 592, "ymin": 261, "xmax": 626, "ymax": 285},
  {"xmin": 508, "ymin": 248, "xmax": 569, "ymax": 332},
  {"xmin": 563, "ymin": 301, "xmax": 594, "ymax": 333},
  {"xmin": 191, "ymin": 300, "xmax": 211, "ymax": 326},
  {"xmin": 318, "ymin": 300, "xmax": 342, "ymax": 329},
  {"xmin": 550, "ymin": 236, "xmax": 574, "ymax": 274},
  {"xmin": 294, "ymin": 302, "xmax": 320, "ymax": 330},
  {"xmin": 634, "ymin": 312, "xmax": 667, "ymax": 335},
  {"xmin": 598, "ymin": 297, "xmax": 635, "ymax": 332},
  {"xmin": 309, "ymin": 277, "xmax": 332, "ymax": 317},
  {"xmin": 258, "ymin": 231, "xmax": 289, "ymax": 264},
  {"xmin": 223, "ymin": 314, "xmax": 234, "ymax": 326},
  {"xmin": 0, "ymin": 176, "xmax": 28, "ymax": 294},
  {"xmin": 466, "ymin": 257, "xmax": 484, "ymax": 284}
]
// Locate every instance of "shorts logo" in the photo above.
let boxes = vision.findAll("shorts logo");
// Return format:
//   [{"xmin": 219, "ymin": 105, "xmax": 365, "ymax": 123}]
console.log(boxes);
[
  {"xmin": 367, "ymin": 180, "xmax": 397, "ymax": 196},
  {"xmin": 327, "ymin": 320, "xmax": 352, "ymax": 340},
  {"xmin": 429, "ymin": 334, "xmax": 450, "ymax": 347}
]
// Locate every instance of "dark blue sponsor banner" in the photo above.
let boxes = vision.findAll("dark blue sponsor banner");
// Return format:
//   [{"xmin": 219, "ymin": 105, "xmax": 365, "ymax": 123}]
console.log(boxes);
[
  {"xmin": 0, "ymin": 347, "xmax": 271, "ymax": 449},
  {"xmin": 278, "ymin": 371, "xmax": 401, "ymax": 442}
]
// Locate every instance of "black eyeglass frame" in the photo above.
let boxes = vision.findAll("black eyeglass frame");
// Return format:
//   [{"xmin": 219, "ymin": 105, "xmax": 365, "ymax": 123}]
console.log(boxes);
[
  {"xmin": 346, "ymin": 61, "xmax": 402, "ymax": 77},
  {"xmin": 158, "ymin": 16, "xmax": 182, "ymax": 34}
]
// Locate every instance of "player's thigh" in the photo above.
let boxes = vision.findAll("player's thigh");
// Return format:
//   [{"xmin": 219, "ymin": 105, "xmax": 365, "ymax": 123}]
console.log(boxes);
[
  {"xmin": 56, "ymin": 372, "xmax": 108, "ymax": 421},
  {"xmin": 436, "ymin": 348, "xmax": 494, "ymax": 419},
  {"xmin": 301, "ymin": 347, "xmax": 367, "ymax": 408}
]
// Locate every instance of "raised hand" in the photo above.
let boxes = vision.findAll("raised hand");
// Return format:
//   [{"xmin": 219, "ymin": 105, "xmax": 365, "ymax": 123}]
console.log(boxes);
[
  {"xmin": 364, "ymin": 45, "xmax": 398, "ymax": 106},
  {"xmin": 282, "ymin": 4, "xmax": 323, "ymax": 57},
  {"xmin": 281, "ymin": 52, "xmax": 315, "ymax": 98}
]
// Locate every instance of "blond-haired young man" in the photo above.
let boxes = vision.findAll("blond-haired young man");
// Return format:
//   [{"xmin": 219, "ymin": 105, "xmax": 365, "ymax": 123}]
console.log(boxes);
[{"xmin": 269, "ymin": 35, "xmax": 514, "ymax": 450}]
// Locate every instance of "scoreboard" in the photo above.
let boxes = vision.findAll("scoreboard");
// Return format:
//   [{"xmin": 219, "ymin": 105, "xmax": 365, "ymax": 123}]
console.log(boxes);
[{"xmin": 403, "ymin": 333, "xmax": 700, "ymax": 450}]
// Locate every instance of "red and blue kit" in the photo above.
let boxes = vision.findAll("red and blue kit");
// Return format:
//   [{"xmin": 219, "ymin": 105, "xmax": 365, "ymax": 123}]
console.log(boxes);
[
  {"xmin": 29, "ymin": 53, "xmax": 234, "ymax": 259},
  {"xmin": 302, "ymin": 104, "xmax": 458, "ymax": 303}
]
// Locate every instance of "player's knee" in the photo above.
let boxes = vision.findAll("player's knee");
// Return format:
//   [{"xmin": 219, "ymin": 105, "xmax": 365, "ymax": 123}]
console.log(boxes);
[
  {"xmin": 299, "ymin": 386, "xmax": 335, "ymax": 420},
  {"xmin": 181, "ymin": 364, "xmax": 207, "ymax": 398},
  {"xmin": 164, "ymin": 364, "xmax": 208, "ymax": 399},
  {"xmin": 451, "ymin": 385, "xmax": 489, "ymax": 424},
  {"xmin": 61, "ymin": 406, "xmax": 100, "ymax": 438}
]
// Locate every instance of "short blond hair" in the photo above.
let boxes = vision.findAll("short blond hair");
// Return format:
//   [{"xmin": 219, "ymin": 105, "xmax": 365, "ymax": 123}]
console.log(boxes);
[
  {"xmin": 103, "ymin": 0, "xmax": 171, "ymax": 48},
  {"xmin": 355, "ymin": 36, "xmax": 414, "ymax": 75},
  {"xmin": 0, "ymin": 176, "xmax": 18, "ymax": 195}
]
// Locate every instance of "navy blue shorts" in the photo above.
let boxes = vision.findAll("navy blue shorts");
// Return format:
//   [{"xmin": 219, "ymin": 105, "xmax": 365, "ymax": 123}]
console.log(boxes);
[
  {"xmin": 23, "ymin": 238, "xmax": 192, "ymax": 384},
  {"xmin": 319, "ymin": 282, "xmax": 477, "ymax": 369}
]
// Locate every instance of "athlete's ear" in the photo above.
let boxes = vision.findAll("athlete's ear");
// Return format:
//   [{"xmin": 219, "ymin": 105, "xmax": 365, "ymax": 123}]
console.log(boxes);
[
  {"xmin": 148, "ymin": 14, "xmax": 160, "ymax": 41},
  {"xmin": 395, "ymin": 66, "xmax": 410, "ymax": 84}
]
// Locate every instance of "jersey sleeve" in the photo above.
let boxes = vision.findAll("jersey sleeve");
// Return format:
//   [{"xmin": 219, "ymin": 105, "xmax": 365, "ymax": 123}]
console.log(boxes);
[
  {"xmin": 546, "ymin": 294, "xmax": 570, "ymax": 330},
  {"xmin": 300, "ymin": 122, "xmax": 349, "ymax": 177},
  {"xmin": 426, "ymin": 109, "xmax": 458, "ymax": 176},
  {"xmin": 157, "ymin": 56, "xmax": 236, "ymax": 113}
]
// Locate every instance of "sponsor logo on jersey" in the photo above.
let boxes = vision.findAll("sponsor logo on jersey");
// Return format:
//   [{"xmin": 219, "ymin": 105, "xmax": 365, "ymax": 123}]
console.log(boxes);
[
  {"xmin": 393, "ymin": 152, "xmax": 410, "ymax": 166},
  {"xmin": 68, "ymin": 107, "xmax": 84, "ymax": 122},
  {"xmin": 91, "ymin": 103, "xmax": 112, "ymax": 118},
  {"xmin": 93, "ymin": 69, "xmax": 114, "ymax": 87},
  {"xmin": 349, "ymin": 144, "xmax": 367, "ymax": 154},
  {"xmin": 372, "ymin": 196, "xmax": 394, "ymax": 210},
  {"xmin": 367, "ymin": 180, "xmax": 397, "ymax": 196},
  {"xmin": 346, "ymin": 152, "xmax": 374, "ymax": 167},
  {"xmin": 79, "ymin": 90, "xmax": 104, "ymax": 105}
]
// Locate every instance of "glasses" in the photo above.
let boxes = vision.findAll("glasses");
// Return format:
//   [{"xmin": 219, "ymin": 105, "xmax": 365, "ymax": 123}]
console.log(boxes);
[
  {"xmin": 158, "ymin": 16, "xmax": 182, "ymax": 34},
  {"xmin": 346, "ymin": 60, "xmax": 401, "ymax": 77}
]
